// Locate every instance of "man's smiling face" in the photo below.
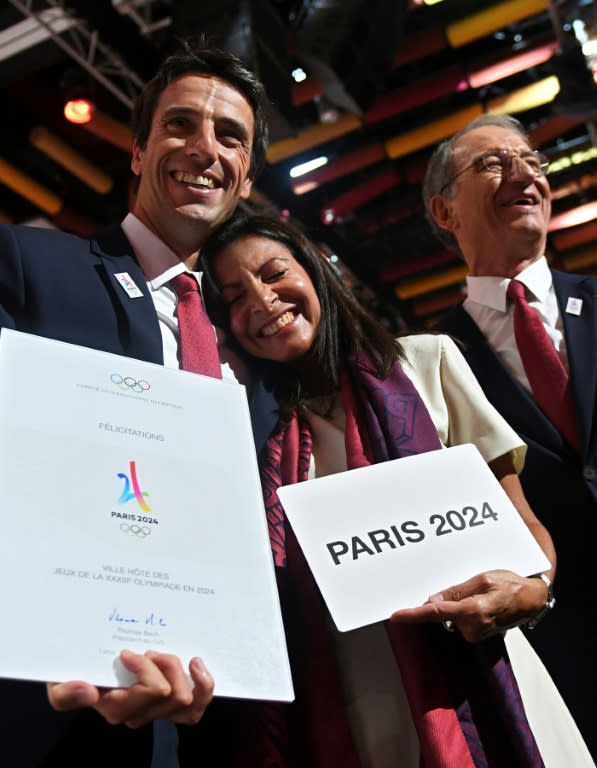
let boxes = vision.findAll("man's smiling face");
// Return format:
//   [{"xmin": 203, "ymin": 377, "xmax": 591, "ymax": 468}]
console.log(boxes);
[
  {"xmin": 131, "ymin": 73, "xmax": 254, "ymax": 259},
  {"xmin": 432, "ymin": 125, "xmax": 551, "ymax": 276}
]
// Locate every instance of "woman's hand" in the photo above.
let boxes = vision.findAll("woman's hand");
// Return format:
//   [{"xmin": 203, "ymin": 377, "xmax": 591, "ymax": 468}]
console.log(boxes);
[
  {"xmin": 46, "ymin": 650, "xmax": 214, "ymax": 728},
  {"xmin": 391, "ymin": 460, "xmax": 555, "ymax": 643},
  {"xmin": 389, "ymin": 568, "xmax": 549, "ymax": 642}
]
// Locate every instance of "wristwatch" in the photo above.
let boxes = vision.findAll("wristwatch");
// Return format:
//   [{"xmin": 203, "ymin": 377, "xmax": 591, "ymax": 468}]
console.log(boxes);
[{"xmin": 526, "ymin": 573, "xmax": 556, "ymax": 629}]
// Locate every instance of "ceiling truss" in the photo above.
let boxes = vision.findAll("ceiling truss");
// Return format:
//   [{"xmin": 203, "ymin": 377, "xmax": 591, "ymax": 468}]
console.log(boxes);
[{"xmin": 7, "ymin": 0, "xmax": 150, "ymax": 108}]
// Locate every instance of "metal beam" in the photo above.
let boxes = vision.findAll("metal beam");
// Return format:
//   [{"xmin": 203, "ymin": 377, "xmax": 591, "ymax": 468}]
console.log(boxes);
[{"xmin": 7, "ymin": 0, "xmax": 146, "ymax": 109}]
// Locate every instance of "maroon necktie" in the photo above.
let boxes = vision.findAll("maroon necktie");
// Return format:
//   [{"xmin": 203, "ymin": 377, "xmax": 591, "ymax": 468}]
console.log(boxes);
[
  {"xmin": 171, "ymin": 272, "xmax": 222, "ymax": 379},
  {"xmin": 507, "ymin": 279, "xmax": 577, "ymax": 451}
]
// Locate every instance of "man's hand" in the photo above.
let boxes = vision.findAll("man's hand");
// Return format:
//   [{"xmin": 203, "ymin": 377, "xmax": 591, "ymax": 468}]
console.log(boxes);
[
  {"xmin": 46, "ymin": 650, "xmax": 214, "ymax": 728},
  {"xmin": 389, "ymin": 568, "xmax": 548, "ymax": 643}
]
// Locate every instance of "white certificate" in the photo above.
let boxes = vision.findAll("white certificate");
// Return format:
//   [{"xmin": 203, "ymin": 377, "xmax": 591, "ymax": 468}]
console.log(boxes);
[
  {"xmin": 0, "ymin": 329, "xmax": 293, "ymax": 701},
  {"xmin": 277, "ymin": 444, "xmax": 550, "ymax": 632}
]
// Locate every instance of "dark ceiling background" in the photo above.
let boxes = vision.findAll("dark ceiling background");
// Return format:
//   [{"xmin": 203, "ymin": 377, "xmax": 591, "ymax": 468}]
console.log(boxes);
[{"xmin": 1, "ymin": 0, "xmax": 596, "ymax": 332}]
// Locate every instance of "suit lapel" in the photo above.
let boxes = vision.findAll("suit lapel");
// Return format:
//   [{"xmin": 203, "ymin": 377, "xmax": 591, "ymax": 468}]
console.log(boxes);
[
  {"xmin": 553, "ymin": 269, "xmax": 597, "ymax": 456},
  {"xmin": 90, "ymin": 224, "xmax": 163, "ymax": 365},
  {"xmin": 441, "ymin": 305, "xmax": 571, "ymax": 455}
]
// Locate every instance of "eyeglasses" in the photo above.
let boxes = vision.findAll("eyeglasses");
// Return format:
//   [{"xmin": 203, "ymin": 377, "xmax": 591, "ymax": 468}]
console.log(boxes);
[{"xmin": 439, "ymin": 148, "xmax": 550, "ymax": 194}]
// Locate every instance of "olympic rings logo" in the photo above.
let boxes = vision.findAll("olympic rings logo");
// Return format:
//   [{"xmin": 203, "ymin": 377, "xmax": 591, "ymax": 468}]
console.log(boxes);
[
  {"xmin": 120, "ymin": 523, "xmax": 151, "ymax": 537},
  {"xmin": 110, "ymin": 373, "xmax": 151, "ymax": 393}
]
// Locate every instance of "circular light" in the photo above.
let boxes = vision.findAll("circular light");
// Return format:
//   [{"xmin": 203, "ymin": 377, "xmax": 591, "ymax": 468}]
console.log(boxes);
[{"xmin": 64, "ymin": 98, "xmax": 95, "ymax": 125}]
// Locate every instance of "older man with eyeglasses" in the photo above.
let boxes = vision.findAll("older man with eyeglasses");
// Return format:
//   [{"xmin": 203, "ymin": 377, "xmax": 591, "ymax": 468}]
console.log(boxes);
[{"xmin": 424, "ymin": 113, "xmax": 597, "ymax": 761}]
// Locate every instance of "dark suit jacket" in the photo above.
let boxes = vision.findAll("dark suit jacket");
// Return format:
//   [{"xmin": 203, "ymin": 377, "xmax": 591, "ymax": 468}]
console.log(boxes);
[
  {"xmin": 0, "ymin": 223, "xmax": 278, "ymax": 767},
  {"xmin": 438, "ymin": 268, "xmax": 597, "ymax": 758}
]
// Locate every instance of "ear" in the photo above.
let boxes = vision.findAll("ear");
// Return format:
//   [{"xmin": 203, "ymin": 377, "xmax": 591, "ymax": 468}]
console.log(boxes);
[
  {"xmin": 131, "ymin": 140, "xmax": 143, "ymax": 176},
  {"xmin": 239, "ymin": 176, "xmax": 253, "ymax": 201},
  {"xmin": 428, "ymin": 193, "xmax": 456, "ymax": 233}
]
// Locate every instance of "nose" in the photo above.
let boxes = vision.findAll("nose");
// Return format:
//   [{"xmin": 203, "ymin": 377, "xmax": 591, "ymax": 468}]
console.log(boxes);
[
  {"xmin": 184, "ymin": 122, "xmax": 217, "ymax": 165},
  {"xmin": 249, "ymin": 282, "xmax": 278, "ymax": 313},
  {"xmin": 505, "ymin": 153, "xmax": 536, "ymax": 182}
]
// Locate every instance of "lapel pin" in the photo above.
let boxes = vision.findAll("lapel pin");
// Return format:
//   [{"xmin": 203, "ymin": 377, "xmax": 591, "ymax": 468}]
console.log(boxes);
[
  {"xmin": 114, "ymin": 272, "xmax": 144, "ymax": 299},
  {"xmin": 565, "ymin": 297, "xmax": 583, "ymax": 316}
]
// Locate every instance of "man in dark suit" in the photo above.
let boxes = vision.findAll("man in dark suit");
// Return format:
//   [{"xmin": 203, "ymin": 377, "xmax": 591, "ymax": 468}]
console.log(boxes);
[
  {"xmin": 0, "ymin": 41, "xmax": 277, "ymax": 767},
  {"xmin": 424, "ymin": 113, "xmax": 597, "ymax": 758}
]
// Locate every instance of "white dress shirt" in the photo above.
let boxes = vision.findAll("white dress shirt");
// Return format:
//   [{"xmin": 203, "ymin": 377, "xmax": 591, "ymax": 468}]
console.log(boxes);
[
  {"xmin": 463, "ymin": 256, "xmax": 569, "ymax": 393},
  {"xmin": 121, "ymin": 213, "xmax": 237, "ymax": 382}
]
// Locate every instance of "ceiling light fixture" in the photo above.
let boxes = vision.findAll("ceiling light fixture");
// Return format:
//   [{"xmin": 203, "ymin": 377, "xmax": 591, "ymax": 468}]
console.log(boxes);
[
  {"xmin": 468, "ymin": 42, "xmax": 558, "ymax": 88},
  {"xmin": 487, "ymin": 75, "xmax": 560, "ymax": 114},
  {"xmin": 64, "ymin": 98, "xmax": 95, "ymax": 125},
  {"xmin": 29, "ymin": 126, "xmax": 113, "ymax": 194},
  {"xmin": 292, "ymin": 67, "xmax": 307, "ymax": 83},
  {"xmin": 548, "ymin": 146, "xmax": 597, "ymax": 174},
  {"xmin": 548, "ymin": 201, "xmax": 597, "ymax": 232},
  {"xmin": 0, "ymin": 156, "xmax": 62, "ymax": 216},
  {"xmin": 81, "ymin": 109, "xmax": 132, "ymax": 152},
  {"xmin": 267, "ymin": 114, "xmax": 361, "ymax": 164},
  {"xmin": 447, "ymin": 0, "xmax": 548, "ymax": 48},
  {"xmin": 290, "ymin": 156, "xmax": 328, "ymax": 178},
  {"xmin": 61, "ymin": 67, "xmax": 97, "ymax": 125}
]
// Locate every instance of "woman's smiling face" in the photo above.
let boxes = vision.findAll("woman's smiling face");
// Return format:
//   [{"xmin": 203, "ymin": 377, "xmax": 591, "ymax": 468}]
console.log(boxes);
[{"xmin": 213, "ymin": 234, "xmax": 322, "ymax": 363}]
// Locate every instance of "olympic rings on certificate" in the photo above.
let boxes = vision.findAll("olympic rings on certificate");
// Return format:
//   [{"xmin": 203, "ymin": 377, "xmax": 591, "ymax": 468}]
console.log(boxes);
[
  {"xmin": 120, "ymin": 523, "xmax": 151, "ymax": 537},
  {"xmin": 110, "ymin": 373, "xmax": 150, "ymax": 393}
]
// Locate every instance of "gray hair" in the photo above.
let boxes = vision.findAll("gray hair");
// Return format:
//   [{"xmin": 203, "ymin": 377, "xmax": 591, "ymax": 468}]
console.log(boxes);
[{"xmin": 422, "ymin": 114, "xmax": 530, "ymax": 253}]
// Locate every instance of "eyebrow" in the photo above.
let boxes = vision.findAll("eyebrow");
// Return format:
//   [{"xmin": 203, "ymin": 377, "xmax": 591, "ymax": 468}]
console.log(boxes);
[{"xmin": 160, "ymin": 106, "xmax": 199, "ymax": 120}]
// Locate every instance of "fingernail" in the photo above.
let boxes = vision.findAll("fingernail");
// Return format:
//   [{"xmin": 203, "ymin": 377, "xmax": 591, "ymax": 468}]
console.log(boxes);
[
  {"xmin": 191, "ymin": 657, "xmax": 208, "ymax": 678},
  {"xmin": 120, "ymin": 648, "xmax": 138, "ymax": 663}
]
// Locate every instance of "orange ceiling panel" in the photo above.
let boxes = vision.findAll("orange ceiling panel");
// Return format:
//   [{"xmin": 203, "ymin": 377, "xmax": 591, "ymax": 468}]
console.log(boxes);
[{"xmin": 446, "ymin": 0, "xmax": 548, "ymax": 48}]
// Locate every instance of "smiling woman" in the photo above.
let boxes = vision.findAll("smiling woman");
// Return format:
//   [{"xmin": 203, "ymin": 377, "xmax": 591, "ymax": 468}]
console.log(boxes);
[
  {"xmin": 202, "ymin": 213, "xmax": 400, "ymax": 418},
  {"xmin": 212, "ymin": 234, "xmax": 322, "ymax": 365},
  {"xmin": 200, "ymin": 212, "xmax": 592, "ymax": 768}
]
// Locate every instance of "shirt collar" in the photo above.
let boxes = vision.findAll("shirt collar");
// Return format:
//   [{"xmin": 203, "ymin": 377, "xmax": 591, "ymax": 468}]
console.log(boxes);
[
  {"xmin": 466, "ymin": 255, "xmax": 551, "ymax": 313},
  {"xmin": 514, "ymin": 256, "xmax": 552, "ymax": 303},
  {"xmin": 121, "ymin": 213, "xmax": 188, "ymax": 289}
]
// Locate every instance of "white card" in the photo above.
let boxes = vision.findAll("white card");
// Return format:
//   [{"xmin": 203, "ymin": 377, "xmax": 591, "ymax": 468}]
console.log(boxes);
[
  {"xmin": 0, "ymin": 329, "xmax": 293, "ymax": 701},
  {"xmin": 278, "ymin": 444, "xmax": 550, "ymax": 632}
]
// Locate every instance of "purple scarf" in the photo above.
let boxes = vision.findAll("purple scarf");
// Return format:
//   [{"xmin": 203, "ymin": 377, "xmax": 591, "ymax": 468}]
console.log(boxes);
[{"xmin": 251, "ymin": 354, "xmax": 543, "ymax": 768}]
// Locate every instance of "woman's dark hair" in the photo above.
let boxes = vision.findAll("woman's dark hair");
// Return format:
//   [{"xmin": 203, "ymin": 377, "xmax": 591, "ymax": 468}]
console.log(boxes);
[
  {"xmin": 201, "ymin": 213, "xmax": 402, "ymax": 415},
  {"xmin": 131, "ymin": 39, "xmax": 269, "ymax": 179}
]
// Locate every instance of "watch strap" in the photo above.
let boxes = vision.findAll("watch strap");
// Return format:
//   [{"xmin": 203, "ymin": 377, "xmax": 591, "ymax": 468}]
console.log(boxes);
[{"xmin": 526, "ymin": 573, "xmax": 555, "ymax": 630}]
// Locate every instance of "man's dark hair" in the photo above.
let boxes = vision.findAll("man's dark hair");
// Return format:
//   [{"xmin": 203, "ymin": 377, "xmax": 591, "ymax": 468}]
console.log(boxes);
[
  {"xmin": 422, "ymin": 114, "xmax": 530, "ymax": 254},
  {"xmin": 201, "ymin": 213, "xmax": 402, "ymax": 417},
  {"xmin": 131, "ymin": 39, "xmax": 270, "ymax": 179}
]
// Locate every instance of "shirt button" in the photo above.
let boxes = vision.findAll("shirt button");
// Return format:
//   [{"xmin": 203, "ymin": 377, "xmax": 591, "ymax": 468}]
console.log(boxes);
[{"xmin": 583, "ymin": 466, "xmax": 596, "ymax": 480}]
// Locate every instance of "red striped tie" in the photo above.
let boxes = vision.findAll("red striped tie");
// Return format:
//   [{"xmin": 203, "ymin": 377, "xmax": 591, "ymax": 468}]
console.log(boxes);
[
  {"xmin": 507, "ymin": 279, "xmax": 577, "ymax": 451},
  {"xmin": 171, "ymin": 273, "xmax": 222, "ymax": 379}
]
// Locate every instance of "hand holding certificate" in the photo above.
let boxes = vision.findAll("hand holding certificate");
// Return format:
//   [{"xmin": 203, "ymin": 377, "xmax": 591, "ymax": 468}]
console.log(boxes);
[
  {"xmin": 0, "ymin": 330, "xmax": 293, "ymax": 707},
  {"xmin": 47, "ymin": 650, "xmax": 215, "ymax": 728}
]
